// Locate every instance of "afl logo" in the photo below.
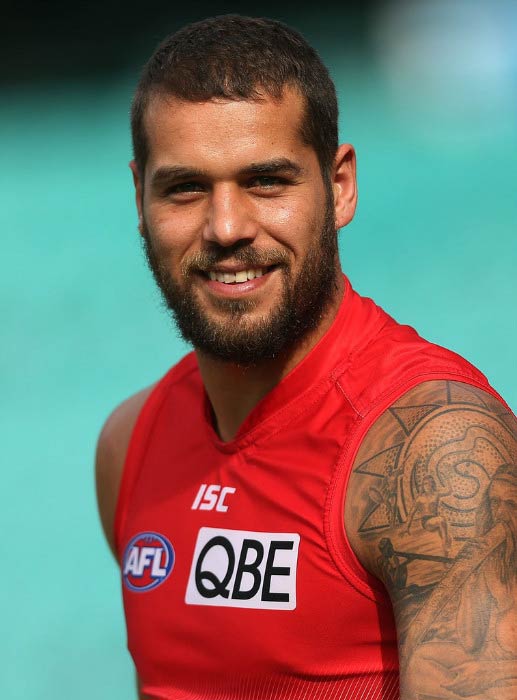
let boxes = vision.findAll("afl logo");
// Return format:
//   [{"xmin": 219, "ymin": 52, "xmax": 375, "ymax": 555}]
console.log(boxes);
[{"xmin": 122, "ymin": 532, "xmax": 175, "ymax": 592}]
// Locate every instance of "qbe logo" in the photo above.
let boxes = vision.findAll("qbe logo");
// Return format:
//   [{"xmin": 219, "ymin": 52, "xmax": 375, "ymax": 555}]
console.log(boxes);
[
  {"xmin": 122, "ymin": 532, "xmax": 175, "ymax": 592},
  {"xmin": 185, "ymin": 527, "xmax": 300, "ymax": 610}
]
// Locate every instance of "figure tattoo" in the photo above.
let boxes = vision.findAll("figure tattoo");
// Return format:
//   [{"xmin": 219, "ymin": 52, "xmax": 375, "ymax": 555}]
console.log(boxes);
[{"xmin": 348, "ymin": 381, "xmax": 517, "ymax": 699}]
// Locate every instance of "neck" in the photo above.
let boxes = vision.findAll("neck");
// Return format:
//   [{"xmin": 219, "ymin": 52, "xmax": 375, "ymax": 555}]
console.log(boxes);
[{"xmin": 196, "ymin": 274, "xmax": 345, "ymax": 442}]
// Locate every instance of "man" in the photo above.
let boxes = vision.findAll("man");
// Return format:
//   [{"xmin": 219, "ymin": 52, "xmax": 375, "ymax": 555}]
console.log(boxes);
[
  {"xmin": 406, "ymin": 474, "xmax": 453, "ymax": 554},
  {"xmin": 96, "ymin": 15, "xmax": 517, "ymax": 700}
]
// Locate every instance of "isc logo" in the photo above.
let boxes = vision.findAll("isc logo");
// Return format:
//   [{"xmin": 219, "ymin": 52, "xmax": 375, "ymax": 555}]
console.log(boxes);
[
  {"xmin": 122, "ymin": 532, "xmax": 175, "ymax": 592},
  {"xmin": 185, "ymin": 527, "xmax": 300, "ymax": 610},
  {"xmin": 191, "ymin": 484, "xmax": 236, "ymax": 512}
]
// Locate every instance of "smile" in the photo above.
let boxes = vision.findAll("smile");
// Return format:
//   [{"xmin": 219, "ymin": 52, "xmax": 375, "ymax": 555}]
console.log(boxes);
[
  {"xmin": 207, "ymin": 268, "xmax": 270, "ymax": 284},
  {"xmin": 199, "ymin": 265, "xmax": 279, "ymax": 296},
  {"xmin": 203, "ymin": 265, "xmax": 278, "ymax": 285}
]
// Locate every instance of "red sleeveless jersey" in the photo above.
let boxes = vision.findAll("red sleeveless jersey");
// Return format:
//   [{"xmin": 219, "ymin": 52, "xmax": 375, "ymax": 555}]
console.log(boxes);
[{"xmin": 115, "ymin": 277, "xmax": 498, "ymax": 700}]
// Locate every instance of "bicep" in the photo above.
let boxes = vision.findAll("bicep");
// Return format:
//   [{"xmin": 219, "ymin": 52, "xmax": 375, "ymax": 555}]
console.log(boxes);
[
  {"xmin": 345, "ymin": 379, "xmax": 517, "ymax": 699},
  {"xmin": 95, "ymin": 386, "xmax": 154, "ymax": 560},
  {"xmin": 95, "ymin": 424, "xmax": 121, "ymax": 559}
]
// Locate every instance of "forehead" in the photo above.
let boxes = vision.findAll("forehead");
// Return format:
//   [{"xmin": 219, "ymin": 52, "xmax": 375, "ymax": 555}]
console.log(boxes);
[{"xmin": 142, "ymin": 88, "xmax": 313, "ymax": 176}]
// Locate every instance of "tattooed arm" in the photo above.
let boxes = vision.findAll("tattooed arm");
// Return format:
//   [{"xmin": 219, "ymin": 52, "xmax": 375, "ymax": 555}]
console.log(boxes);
[
  {"xmin": 405, "ymin": 496, "xmax": 420, "ymax": 535},
  {"xmin": 345, "ymin": 380, "xmax": 517, "ymax": 700}
]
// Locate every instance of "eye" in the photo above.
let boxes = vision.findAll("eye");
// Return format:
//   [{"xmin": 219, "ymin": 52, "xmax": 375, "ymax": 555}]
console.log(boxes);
[
  {"xmin": 165, "ymin": 182, "xmax": 205, "ymax": 196},
  {"xmin": 248, "ymin": 175, "xmax": 287, "ymax": 189}
]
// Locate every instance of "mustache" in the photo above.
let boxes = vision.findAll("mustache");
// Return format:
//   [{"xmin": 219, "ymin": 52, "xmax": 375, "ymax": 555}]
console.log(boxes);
[{"xmin": 181, "ymin": 247, "xmax": 290, "ymax": 275}]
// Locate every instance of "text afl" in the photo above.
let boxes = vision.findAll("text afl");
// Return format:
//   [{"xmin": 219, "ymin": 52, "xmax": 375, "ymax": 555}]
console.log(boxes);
[{"xmin": 122, "ymin": 532, "xmax": 175, "ymax": 592}]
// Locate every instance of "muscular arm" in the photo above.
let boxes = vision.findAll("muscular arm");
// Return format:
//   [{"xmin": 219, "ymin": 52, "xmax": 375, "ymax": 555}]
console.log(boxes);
[
  {"xmin": 405, "ymin": 497, "xmax": 420, "ymax": 534},
  {"xmin": 95, "ymin": 386, "xmax": 153, "ymax": 558},
  {"xmin": 345, "ymin": 380, "xmax": 517, "ymax": 699},
  {"xmin": 95, "ymin": 386, "xmax": 154, "ymax": 700}
]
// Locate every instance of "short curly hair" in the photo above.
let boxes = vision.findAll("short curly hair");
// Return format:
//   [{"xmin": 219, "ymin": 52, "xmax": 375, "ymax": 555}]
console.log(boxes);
[{"xmin": 131, "ymin": 15, "xmax": 338, "ymax": 181}]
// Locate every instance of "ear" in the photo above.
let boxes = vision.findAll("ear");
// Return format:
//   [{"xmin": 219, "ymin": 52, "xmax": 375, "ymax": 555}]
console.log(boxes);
[
  {"xmin": 332, "ymin": 144, "xmax": 357, "ymax": 230},
  {"xmin": 129, "ymin": 160, "xmax": 144, "ymax": 235}
]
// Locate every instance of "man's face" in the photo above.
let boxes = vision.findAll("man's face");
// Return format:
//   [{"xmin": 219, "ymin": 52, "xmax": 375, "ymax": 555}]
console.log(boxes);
[
  {"xmin": 489, "ymin": 479, "xmax": 517, "ymax": 531},
  {"xmin": 422, "ymin": 477, "xmax": 435, "ymax": 495},
  {"xmin": 133, "ymin": 88, "xmax": 345, "ymax": 364}
]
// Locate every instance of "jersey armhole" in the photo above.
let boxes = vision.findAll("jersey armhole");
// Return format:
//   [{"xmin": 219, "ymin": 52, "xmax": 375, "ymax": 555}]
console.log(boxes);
[
  {"xmin": 324, "ymin": 369, "xmax": 507, "ymax": 602},
  {"xmin": 113, "ymin": 368, "xmax": 178, "ymax": 560}
]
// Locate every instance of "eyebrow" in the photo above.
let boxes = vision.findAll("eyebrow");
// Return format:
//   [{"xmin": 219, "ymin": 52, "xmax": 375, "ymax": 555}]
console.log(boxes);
[
  {"xmin": 150, "ymin": 158, "xmax": 305, "ymax": 188},
  {"xmin": 151, "ymin": 166, "xmax": 206, "ymax": 188},
  {"xmin": 242, "ymin": 158, "xmax": 305, "ymax": 177}
]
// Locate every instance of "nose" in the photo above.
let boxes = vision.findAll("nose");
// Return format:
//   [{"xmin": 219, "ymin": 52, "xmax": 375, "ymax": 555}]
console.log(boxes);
[{"xmin": 203, "ymin": 184, "xmax": 257, "ymax": 247}]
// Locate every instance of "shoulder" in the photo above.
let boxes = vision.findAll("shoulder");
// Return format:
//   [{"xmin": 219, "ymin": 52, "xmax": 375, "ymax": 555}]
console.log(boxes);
[
  {"xmin": 345, "ymin": 381, "xmax": 517, "ymax": 697},
  {"xmin": 340, "ymin": 305, "xmax": 488, "ymax": 416},
  {"xmin": 95, "ymin": 353, "xmax": 199, "ymax": 559},
  {"xmin": 345, "ymin": 378, "xmax": 517, "ymax": 579},
  {"xmin": 95, "ymin": 385, "xmax": 155, "ymax": 559}
]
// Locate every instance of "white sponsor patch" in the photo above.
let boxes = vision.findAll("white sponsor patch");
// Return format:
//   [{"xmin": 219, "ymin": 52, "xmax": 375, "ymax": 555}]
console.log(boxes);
[{"xmin": 185, "ymin": 527, "xmax": 300, "ymax": 610}]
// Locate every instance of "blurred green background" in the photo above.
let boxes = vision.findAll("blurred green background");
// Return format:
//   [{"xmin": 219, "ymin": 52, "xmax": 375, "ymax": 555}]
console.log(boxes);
[{"xmin": 2, "ymin": 1, "xmax": 516, "ymax": 697}]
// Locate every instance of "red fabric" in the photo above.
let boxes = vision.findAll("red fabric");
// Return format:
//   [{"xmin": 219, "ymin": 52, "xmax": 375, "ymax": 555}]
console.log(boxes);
[{"xmin": 116, "ymin": 277, "xmax": 497, "ymax": 700}]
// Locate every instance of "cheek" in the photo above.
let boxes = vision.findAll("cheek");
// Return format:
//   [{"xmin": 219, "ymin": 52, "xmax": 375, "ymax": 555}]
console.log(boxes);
[
  {"xmin": 261, "ymin": 199, "xmax": 303, "ymax": 227},
  {"xmin": 258, "ymin": 194, "xmax": 325, "ymax": 249},
  {"xmin": 146, "ymin": 208, "xmax": 200, "ymax": 258}
]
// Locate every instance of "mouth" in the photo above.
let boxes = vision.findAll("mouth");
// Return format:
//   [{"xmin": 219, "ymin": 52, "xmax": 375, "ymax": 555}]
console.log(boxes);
[
  {"xmin": 203, "ymin": 265, "xmax": 277, "ymax": 284},
  {"xmin": 194, "ymin": 263, "xmax": 281, "ymax": 298}
]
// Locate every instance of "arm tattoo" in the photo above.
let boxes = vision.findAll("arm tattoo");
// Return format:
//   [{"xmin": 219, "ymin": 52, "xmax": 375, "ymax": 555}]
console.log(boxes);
[{"xmin": 350, "ymin": 380, "xmax": 517, "ymax": 699}]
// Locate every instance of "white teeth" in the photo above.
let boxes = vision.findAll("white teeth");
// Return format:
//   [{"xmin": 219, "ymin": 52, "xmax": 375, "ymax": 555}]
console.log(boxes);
[{"xmin": 209, "ymin": 268, "xmax": 269, "ymax": 283}]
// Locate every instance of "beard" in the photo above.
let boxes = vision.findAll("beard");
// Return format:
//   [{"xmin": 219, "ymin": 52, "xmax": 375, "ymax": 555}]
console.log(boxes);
[{"xmin": 141, "ymin": 199, "xmax": 340, "ymax": 365}]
